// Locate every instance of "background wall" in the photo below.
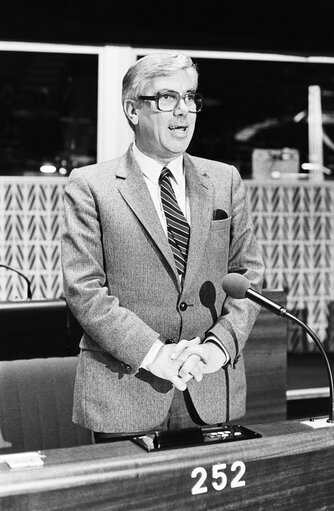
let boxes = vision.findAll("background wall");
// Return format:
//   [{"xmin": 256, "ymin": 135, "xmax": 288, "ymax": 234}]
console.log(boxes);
[{"xmin": 1, "ymin": 176, "xmax": 333, "ymax": 352}]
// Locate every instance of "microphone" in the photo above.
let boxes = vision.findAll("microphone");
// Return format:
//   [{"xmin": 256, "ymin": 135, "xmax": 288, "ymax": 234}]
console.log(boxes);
[
  {"xmin": 222, "ymin": 272, "xmax": 334, "ymax": 423},
  {"xmin": 222, "ymin": 272, "xmax": 287, "ymax": 316},
  {"xmin": 0, "ymin": 264, "xmax": 32, "ymax": 299}
]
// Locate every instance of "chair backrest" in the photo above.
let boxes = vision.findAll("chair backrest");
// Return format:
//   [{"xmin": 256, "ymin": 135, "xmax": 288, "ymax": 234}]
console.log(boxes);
[
  {"xmin": 0, "ymin": 299, "xmax": 82, "ymax": 360},
  {"xmin": 0, "ymin": 357, "xmax": 92, "ymax": 453}
]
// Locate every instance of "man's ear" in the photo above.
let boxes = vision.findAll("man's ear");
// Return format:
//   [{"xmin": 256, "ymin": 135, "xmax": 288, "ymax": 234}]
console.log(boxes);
[{"xmin": 123, "ymin": 99, "xmax": 139, "ymax": 126}]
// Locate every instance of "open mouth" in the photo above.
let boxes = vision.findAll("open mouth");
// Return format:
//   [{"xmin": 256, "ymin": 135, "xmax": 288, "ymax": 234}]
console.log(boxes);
[{"xmin": 169, "ymin": 126, "xmax": 187, "ymax": 132}]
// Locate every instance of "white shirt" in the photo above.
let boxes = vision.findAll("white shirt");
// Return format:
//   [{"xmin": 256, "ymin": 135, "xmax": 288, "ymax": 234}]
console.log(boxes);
[
  {"xmin": 132, "ymin": 143, "xmax": 228, "ymax": 370},
  {"xmin": 132, "ymin": 143, "xmax": 190, "ymax": 234}
]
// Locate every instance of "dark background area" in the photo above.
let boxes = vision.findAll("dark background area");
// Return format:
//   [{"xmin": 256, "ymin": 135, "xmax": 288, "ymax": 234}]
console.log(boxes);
[
  {"xmin": 1, "ymin": 0, "xmax": 334, "ymax": 55},
  {"xmin": 2, "ymin": 0, "xmax": 334, "ymax": 178},
  {"xmin": 0, "ymin": 51, "xmax": 98, "ymax": 175}
]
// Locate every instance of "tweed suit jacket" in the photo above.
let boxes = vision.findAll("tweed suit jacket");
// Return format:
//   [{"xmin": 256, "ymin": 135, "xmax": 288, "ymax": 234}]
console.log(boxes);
[{"xmin": 61, "ymin": 145, "xmax": 265, "ymax": 433}]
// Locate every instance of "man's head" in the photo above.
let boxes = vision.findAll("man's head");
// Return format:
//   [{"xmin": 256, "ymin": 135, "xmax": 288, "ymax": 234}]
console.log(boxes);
[{"xmin": 122, "ymin": 53, "xmax": 201, "ymax": 164}]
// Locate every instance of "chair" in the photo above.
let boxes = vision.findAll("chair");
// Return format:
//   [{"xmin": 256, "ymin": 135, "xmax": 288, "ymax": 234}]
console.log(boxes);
[
  {"xmin": 0, "ymin": 299, "xmax": 81, "ymax": 360},
  {"xmin": 0, "ymin": 357, "xmax": 92, "ymax": 453}
]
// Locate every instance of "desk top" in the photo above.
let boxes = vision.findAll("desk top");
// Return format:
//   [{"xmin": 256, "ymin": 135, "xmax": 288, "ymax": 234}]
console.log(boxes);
[{"xmin": 1, "ymin": 420, "xmax": 334, "ymax": 510}]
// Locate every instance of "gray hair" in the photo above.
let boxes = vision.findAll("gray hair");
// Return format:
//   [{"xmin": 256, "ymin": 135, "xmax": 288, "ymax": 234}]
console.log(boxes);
[{"xmin": 122, "ymin": 53, "xmax": 199, "ymax": 104}]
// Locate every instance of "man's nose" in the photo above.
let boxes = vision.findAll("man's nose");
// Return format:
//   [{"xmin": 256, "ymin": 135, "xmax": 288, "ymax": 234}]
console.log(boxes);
[{"xmin": 174, "ymin": 96, "xmax": 189, "ymax": 114}]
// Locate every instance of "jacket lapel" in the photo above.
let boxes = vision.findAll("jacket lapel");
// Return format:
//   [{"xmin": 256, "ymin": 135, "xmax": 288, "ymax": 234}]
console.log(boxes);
[
  {"xmin": 183, "ymin": 154, "xmax": 213, "ymax": 291},
  {"xmin": 117, "ymin": 149, "xmax": 181, "ymax": 288}
]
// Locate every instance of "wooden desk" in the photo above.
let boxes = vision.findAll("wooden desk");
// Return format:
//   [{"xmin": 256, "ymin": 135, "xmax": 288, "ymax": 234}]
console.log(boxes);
[{"xmin": 1, "ymin": 420, "xmax": 333, "ymax": 510}]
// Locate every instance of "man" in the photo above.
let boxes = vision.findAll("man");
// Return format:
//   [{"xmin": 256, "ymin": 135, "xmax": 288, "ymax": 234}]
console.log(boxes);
[{"xmin": 62, "ymin": 53, "xmax": 264, "ymax": 440}]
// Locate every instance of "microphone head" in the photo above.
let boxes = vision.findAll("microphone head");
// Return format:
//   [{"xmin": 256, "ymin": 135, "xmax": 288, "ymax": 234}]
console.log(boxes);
[{"xmin": 222, "ymin": 273, "xmax": 251, "ymax": 299}]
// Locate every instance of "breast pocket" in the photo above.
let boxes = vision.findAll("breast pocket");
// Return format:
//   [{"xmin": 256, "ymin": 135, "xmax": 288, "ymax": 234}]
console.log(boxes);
[
  {"xmin": 210, "ymin": 216, "xmax": 231, "ymax": 231},
  {"xmin": 204, "ymin": 217, "xmax": 232, "ymax": 275},
  {"xmin": 208, "ymin": 216, "xmax": 232, "ymax": 261}
]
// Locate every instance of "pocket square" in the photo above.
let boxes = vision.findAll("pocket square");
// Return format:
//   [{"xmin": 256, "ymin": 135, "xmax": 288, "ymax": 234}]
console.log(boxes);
[{"xmin": 213, "ymin": 209, "xmax": 228, "ymax": 220}]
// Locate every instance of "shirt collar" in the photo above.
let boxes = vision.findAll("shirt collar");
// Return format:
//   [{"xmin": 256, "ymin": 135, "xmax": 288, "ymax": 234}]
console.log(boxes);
[{"xmin": 133, "ymin": 142, "xmax": 184, "ymax": 185}]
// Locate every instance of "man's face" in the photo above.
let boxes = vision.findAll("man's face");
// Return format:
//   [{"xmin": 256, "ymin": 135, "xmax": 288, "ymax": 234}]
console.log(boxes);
[{"xmin": 131, "ymin": 69, "xmax": 198, "ymax": 163}]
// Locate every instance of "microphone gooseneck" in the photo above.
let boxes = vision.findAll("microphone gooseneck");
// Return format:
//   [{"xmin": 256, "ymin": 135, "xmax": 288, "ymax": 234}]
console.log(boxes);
[
  {"xmin": 0, "ymin": 264, "xmax": 32, "ymax": 299},
  {"xmin": 222, "ymin": 272, "xmax": 334, "ymax": 423}
]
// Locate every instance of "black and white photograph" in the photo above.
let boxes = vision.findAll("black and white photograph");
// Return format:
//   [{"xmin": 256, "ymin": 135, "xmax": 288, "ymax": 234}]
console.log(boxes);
[{"xmin": 0, "ymin": 1, "xmax": 334, "ymax": 509}]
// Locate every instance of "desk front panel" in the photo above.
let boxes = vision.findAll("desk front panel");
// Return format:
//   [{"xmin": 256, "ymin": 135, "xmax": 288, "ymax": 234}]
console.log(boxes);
[{"xmin": 0, "ymin": 421, "xmax": 333, "ymax": 510}]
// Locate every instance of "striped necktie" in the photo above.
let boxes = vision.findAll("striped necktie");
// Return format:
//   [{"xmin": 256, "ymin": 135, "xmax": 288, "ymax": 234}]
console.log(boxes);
[{"xmin": 159, "ymin": 167, "xmax": 190, "ymax": 275}]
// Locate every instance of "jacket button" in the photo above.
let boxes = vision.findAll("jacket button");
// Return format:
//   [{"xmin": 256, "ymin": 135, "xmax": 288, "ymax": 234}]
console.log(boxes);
[
  {"xmin": 125, "ymin": 364, "xmax": 131, "ymax": 373},
  {"xmin": 179, "ymin": 302, "xmax": 188, "ymax": 312}
]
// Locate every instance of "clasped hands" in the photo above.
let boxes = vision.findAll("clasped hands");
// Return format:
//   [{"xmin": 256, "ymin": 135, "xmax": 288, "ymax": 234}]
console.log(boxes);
[{"xmin": 147, "ymin": 337, "xmax": 226, "ymax": 391}]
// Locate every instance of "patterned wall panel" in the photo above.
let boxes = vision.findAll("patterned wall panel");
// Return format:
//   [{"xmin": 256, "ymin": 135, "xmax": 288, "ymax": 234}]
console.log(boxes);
[
  {"xmin": 0, "ymin": 177, "xmax": 66, "ymax": 301},
  {"xmin": 1, "ymin": 177, "xmax": 334, "ymax": 351},
  {"xmin": 247, "ymin": 181, "xmax": 334, "ymax": 351}
]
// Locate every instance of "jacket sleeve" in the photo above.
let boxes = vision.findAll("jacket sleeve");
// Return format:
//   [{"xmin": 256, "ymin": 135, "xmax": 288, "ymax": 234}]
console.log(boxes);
[{"xmin": 61, "ymin": 169, "xmax": 159, "ymax": 373}]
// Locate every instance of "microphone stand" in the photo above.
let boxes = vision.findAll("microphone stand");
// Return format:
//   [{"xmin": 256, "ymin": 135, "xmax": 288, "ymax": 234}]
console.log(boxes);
[
  {"xmin": 245, "ymin": 287, "xmax": 334, "ymax": 423},
  {"xmin": 0, "ymin": 264, "xmax": 32, "ymax": 299},
  {"xmin": 283, "ymin": 310, "xmax": 334, "ymax": 423},
  {"xmin": 223, "ymin": 273, "xmax": 334, "ymax": 425}
]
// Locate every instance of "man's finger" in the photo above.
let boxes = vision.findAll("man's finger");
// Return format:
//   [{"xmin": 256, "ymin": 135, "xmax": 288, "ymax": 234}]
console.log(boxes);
[
  {"xmin": 179, "ymin": 354, "xmax": 202, "ymax": 380},
  {"xmin": 170, "ymin": 374, "xmax": 187, "ymax": 391},
  {"xmin": 170, "ymin": 336, "xmax": 201, "ymax": 360},
  {"xmin": 169, "ymin": 339, "xmax": 189, "ymax": 361},
  {"xmin": 188, "ymin": 363, "xmax": 203, "ymax": 382},
  {"xmin": 182, "ymin": 359, "xmax": 206, "ymax": 382},
  {"xmin": 180, "ymin": 345, "xmax": 211, "ymax": 365}
]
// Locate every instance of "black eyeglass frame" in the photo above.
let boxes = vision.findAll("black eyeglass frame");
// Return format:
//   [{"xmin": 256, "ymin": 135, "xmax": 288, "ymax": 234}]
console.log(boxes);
[{"xmin": 138, "ymin": 90, "xmax": 203, "ymax": 113}]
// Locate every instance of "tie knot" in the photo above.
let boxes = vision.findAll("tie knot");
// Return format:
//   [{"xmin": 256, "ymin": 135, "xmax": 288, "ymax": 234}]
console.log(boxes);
[{"xmin": 159, "ymin": 167, "xmax": 172, "ymax": 184}]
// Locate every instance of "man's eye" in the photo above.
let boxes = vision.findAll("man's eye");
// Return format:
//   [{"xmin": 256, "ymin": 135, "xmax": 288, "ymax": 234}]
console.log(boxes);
[
  {"xmin": 161, "ymin": 94, "xmax": 173, "ymax": 100},
  {"xmin": 185, "ymin": 94, "xmax": 195, "ymax": 101}
]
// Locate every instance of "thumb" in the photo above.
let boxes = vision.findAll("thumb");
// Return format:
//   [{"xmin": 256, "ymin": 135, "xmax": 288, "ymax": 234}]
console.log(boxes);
[
  {"xmin": 189, "ymin": 336, "xmax": 201, "ymax": 345},
  {"xmin": 170, "ymin": 336, "xmax": 201, "ymax": 360}
]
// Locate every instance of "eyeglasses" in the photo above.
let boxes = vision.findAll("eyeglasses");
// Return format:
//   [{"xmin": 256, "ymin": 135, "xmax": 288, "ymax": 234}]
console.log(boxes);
[{"xmin": 138, "ymin": 90, "xmax": 203, "ymax": 113}]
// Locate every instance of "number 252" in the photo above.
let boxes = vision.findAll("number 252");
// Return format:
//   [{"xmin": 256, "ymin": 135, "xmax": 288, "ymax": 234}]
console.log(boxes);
[{"xmin": 191, "ymin": 461, "xmax": 246, "ymax": 495}]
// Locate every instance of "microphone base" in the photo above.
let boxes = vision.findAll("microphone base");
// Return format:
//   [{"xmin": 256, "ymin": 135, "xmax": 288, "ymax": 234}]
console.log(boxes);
[
  {"xmin": 300, "ymin": 417, "xmax": 334, "ymax": 429},
  {"xmin": 131, "ymin": 424, "xmax": 261, "ymax": 452}
]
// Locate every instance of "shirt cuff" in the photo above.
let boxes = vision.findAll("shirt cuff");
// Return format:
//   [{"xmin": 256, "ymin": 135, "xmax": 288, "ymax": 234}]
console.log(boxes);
[
  {"xmin": 140, "ymin": 339, "xmax": 164, "ymax": 370},
  {"xmin": 204, "ymin": 335, "xmax": 230, "ymax": 366}
]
